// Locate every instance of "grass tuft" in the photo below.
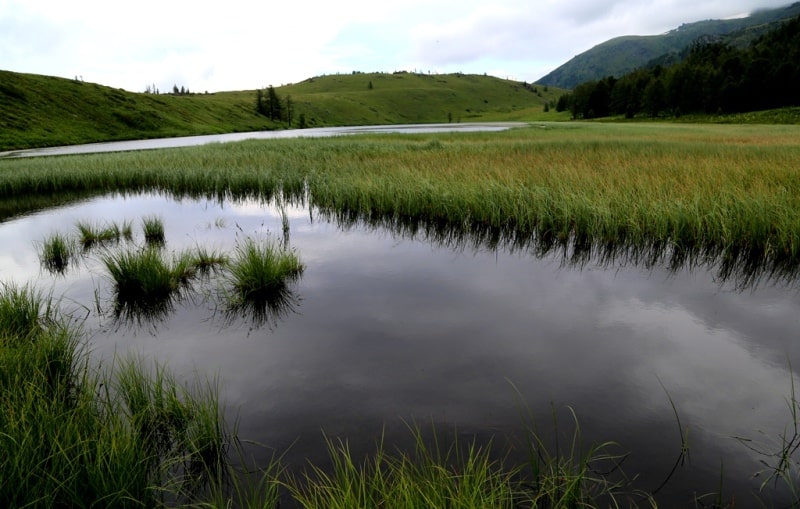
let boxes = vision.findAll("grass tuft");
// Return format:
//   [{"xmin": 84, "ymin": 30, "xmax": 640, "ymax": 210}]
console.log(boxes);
[
  {"xmin": 225, "ymin": 237, "xmax": 304, "ymax": 302},
  {"xmin": 142, "ymin": 215, "xmax": 165, "ymax": 245},
  {"xmin": 39, "ymin": 232, "xmax": 75, "ymax": 273}
]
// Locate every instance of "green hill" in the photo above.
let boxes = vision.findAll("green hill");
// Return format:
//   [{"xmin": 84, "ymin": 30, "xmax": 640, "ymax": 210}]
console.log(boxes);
[
  {"xmin": 0, "ymin": 70, "xmax": 567, "ymax": 151},
  {"xmin": 538, "ymin": 2, "xmax": 800, "ymax": 89}
]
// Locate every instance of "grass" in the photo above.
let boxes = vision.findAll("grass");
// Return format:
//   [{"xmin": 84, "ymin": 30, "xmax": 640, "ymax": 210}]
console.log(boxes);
[
  {"xmin": 0, "ymin": 282, "xmax": 229, "ymax": 508},
  {"xmin": 39, "ymin": 232, "xmax": 75, "ymax": 273},
  {"xmin": 76, "ymin": 220, "xmax": 124, "ymax": 249},
  {"xmin": 142, "ymin": 215, "xmax": 166, "ymax": 245},
  {"xmin": 3, "ymin": 123, "xmax": 799, "ymax": 285},
  {"xmin": 5, "ymin": 278, "xmax": 800, "ymax": 507},
  {"xmin": 288, "ymin": 428, "xmax": 519, "ymax": 509},
  {"xmin": 225, "ymin": 237, "xmax": 304, "ymax": 301}
]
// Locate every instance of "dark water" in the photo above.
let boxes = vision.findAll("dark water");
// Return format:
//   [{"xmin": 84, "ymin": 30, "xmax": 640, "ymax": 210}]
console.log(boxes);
[{"xmin": 2, "ymin": 191, "xmax": 800, "ymax": 506}]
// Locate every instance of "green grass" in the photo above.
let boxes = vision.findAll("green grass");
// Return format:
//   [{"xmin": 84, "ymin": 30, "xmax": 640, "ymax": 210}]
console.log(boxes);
[
  {"xmin": 3, "ymin": 123, "xmax": 800, "ymax": 285},
  {"xmin": 225, "ymin": 237, "xmax": 304, "ymax": 301},
  {"xmin": 142, "ymin": 214, "xmax": 166, "ymax": 245},
  {"xmin": 103, "ymin": 248, "xmax": 184, "ymax": 302},
  {"xmin": 76, "ymin": 220, "xmax": 123, "ymax": 249},
  {"xmin": 39, "ymin": 232, "xmax": 75, "ymax": 273},
  {"xmin": 0, "ymin": 69, "xmax": 567, "ymax": 151},
  {"xmin": 0, "ymin": 283, "xmax": 229, "ymax": 508}
]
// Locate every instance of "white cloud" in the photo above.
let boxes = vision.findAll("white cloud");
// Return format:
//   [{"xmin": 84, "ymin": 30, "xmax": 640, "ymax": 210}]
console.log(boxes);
[{"xmin": 0, "ymin": 0, "xmax": 794, "ymax": 91}]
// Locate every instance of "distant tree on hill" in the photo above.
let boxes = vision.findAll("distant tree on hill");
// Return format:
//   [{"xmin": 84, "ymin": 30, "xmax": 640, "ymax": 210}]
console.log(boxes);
[{"xmin": 255, "ymin": 86, "xmax": 285, "ymax": 122}]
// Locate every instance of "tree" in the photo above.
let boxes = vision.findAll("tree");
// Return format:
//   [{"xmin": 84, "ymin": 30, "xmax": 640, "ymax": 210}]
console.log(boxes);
[
  {"xmin": 285, "ymin": 95, "xmax": 293, "ymax": 126},
  {"xmin": 267, "ymin": 85, "xmax": 282, "ymax": 121},
  {"xmin": 255, "ymin": 89, "xmax": 267, "ymax": 116}
]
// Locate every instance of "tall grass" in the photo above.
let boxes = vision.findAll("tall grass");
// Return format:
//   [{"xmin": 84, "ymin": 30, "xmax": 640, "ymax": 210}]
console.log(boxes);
[
  {"xmin": 2, "ymin": 123, "xmax": 799, "ymax": 285},
  {"xmin": 0, "ymin": 283, "xmax": 229, "ymax": 508}
]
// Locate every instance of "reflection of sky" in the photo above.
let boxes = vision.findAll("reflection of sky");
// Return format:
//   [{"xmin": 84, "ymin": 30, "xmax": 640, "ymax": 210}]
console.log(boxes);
[{"xmin": 2, "ymin": 192, "xmax": 799, "ymax": 506}]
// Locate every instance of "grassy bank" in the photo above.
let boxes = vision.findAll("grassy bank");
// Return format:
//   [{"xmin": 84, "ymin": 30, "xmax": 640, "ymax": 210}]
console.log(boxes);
[{"xmin": 2, "ymin": 122, "xmax": 799, "ymax": 283}]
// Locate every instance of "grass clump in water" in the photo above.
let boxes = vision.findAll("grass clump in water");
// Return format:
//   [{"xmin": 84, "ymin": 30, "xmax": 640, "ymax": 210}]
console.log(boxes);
[
  {"xmin": 76, "ymin": 220, "xmax": 123, "ymax": 250},
  {"xmin": 39, "ymin": 232, "xmax": 75, "ymax": 273},
  {"xmin": 103, "ymin": 248, "xmax": 183, "ymax": 304},
  {"xmin": 225, "ymin": 237, "xmax": 303, "ymax": 302},
  {"xmin": 142, "ymin": 215, "xmax": 165, "ymax": 245},
  {"xmin": 289, "ymin": 426, "xmax": 519, "ymax": 509}
]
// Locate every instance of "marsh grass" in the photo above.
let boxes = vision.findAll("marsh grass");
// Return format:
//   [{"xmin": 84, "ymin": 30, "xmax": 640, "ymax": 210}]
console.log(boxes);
[
  {"xmin": 0, "ymin": 283, "xmax": 229, "ymax": 508},
  {"xmin": 288, "ymin": 426, "xmax": 518, "ymax": 509},
  {"xmin": 220, "ymin": 237, "xmax": 303, "ymax": 328},
  {"xmin": 143, "ymin": 215, "xmax": 166, "ymax": 245},
  {"xmin": 191, "ymin": 245, "xmax": 229, "ymax": 276},
  {"xmin": 3, "ymin": 124, "xmax": 797, "ymax": 285},
  {"xmin": 76, "ymin": 220, "xmax": 123, "ymax": 250},
  {"xmin": 39, "ymin": 232, "xmax": 75, "ymax": 273},
  {"xmin": 225, "ymin": 237, "xmax": 304, "ymax": 302}
]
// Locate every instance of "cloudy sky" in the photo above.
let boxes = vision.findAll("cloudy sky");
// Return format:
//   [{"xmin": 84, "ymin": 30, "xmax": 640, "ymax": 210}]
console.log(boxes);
[{"xmin": 0, "ymin": 0, "xmax": 792, "ymax": 93}]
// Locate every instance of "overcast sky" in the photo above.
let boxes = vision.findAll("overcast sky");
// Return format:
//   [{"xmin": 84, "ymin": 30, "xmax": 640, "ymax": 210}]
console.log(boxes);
[{"xmin": 0, "ymin": 0, "xmax": 793, "ymax": 93}]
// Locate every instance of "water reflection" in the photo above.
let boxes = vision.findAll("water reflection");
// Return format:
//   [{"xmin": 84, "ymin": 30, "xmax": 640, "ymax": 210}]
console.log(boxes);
[
  {"xmin": 317, "ymin": 205, "xmax": 800, "ymax": 292},
  {"xmin": 2, "ymin": 191, "xmax": 800, "ymax": 506},
  {"xmin": 219, "ymin": 286, "xmax": 301, "ymax": 330}
]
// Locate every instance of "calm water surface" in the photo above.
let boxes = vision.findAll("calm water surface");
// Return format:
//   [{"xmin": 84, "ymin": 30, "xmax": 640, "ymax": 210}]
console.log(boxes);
[
  {"xmin": 2, "ymin": 192, "xmax": 799, "ymax": 506},
  {"xmin": 0, "ymin": 122, "xmax": 526, "ymax": 158}
]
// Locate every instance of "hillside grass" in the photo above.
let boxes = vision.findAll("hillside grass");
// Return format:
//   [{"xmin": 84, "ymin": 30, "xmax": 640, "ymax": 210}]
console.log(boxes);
[{"xmin": 0, "ymin": 70, "xmax": 567, "ymax": 151}]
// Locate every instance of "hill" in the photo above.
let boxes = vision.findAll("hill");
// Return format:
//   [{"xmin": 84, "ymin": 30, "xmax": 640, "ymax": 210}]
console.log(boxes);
[
  {"xmin": 0, "ymin": 70, "xmax": 567, "ymax": 151},
  {"xmin": 538, "ymin": 2, "xmax": 800, "ymax": 89}
]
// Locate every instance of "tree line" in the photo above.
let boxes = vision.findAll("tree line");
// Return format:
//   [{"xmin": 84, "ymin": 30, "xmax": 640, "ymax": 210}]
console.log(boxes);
[{"xmin": 556, "ymin": 14, "xmax": 800, "ymax": 119}]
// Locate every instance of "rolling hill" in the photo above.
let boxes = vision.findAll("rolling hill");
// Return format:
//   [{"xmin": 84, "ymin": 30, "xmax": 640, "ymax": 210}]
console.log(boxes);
[{"xmin": 0, "ymin": 70, "xmax": 566, "ymax": 151}]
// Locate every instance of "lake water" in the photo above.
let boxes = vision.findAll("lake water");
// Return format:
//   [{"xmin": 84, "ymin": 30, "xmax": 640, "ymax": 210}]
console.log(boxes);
[
  {"xmin": 0, "ymin": 122, "xmax": 527, "ymax": 158},
  {"xmin": 2, "ymin": 191, "xmax": 799, "ymax": 506}
]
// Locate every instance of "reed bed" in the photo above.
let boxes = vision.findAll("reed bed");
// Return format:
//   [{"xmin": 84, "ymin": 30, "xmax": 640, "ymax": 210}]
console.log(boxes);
[
  {"xmin": 0, "ymin": 283, "xmax": 229, "ymax": 508},
  {"xmin": 1, "ymin": 123, "xmax": 798, "ymax": 279}
]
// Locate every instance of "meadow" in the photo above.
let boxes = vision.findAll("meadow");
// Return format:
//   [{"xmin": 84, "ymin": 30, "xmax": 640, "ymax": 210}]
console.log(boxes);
[{"xmin": 3, "ymin": 121, "xmax": 800, "ymax": 507}]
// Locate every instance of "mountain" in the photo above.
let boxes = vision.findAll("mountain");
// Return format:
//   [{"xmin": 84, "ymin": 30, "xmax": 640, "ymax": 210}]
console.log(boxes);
[{"xmin": 537, "ymin": 2, "xmax": 800, "ymax": 89}]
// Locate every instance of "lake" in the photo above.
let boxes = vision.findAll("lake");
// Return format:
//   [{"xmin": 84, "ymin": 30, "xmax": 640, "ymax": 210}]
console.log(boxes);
[
  {"xmin": 0, "ymin": 122, "xmax": 527, "ymax": 158},
  {"xmin": 2, "ymin": 190, "xmax": 799, "ymax": 506}
]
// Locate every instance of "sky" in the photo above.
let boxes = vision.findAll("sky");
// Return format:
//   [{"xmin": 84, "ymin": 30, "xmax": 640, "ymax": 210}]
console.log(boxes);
[{"xmin": 0, "ymin": 0, "xmax": 793, "ymax": 93}]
